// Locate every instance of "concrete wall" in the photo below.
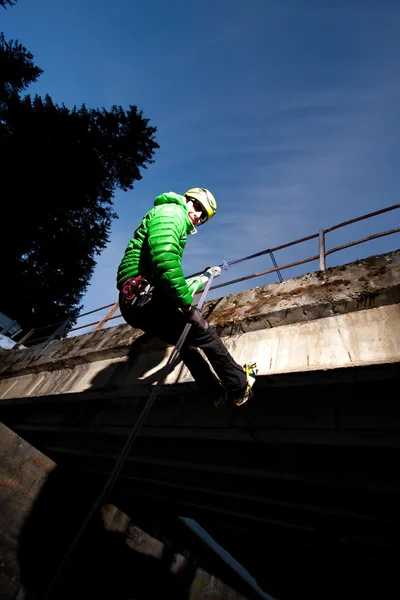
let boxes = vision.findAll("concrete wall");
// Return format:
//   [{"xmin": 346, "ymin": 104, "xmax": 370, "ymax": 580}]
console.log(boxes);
[
  {"xmin": 0, "ymin": 424, "xmax": 55, "ymax": 599},
  {"xmin": 0, "ymin": 250, "xmax": 399, "ymax": 403}
]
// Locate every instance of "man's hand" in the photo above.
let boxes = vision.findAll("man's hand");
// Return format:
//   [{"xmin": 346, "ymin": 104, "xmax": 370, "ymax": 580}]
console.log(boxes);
[
  {"xmin": 200, "ymin": 265, "xmax": 221, "ymax": 284},
  {"xmin": 184, "ymin": 305, "xmax": 209, "ymax": 331}
]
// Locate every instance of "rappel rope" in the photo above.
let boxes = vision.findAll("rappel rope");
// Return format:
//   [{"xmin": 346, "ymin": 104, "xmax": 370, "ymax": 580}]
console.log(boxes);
[
  {"xmin": 43, "ymin": 269, "xmax": 218, "ymax": 599},
  {"xmin": 187, "ymin": 250, "xmax": 270, "ymax": 282}
]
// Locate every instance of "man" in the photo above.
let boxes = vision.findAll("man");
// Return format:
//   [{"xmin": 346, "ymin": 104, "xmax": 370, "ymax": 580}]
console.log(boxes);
[{"xmin": 117, "ymin": 187, "xmax": 256, "ymax": 407}]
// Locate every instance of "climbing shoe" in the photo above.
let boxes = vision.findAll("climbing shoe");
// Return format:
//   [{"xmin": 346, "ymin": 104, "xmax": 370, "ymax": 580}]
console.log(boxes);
[{"xmin": 234, "ymin": 362, "xmax": 258, "ymax": 407}]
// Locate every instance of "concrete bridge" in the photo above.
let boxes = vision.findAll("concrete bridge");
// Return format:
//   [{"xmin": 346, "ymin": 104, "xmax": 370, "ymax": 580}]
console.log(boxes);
[{"xmin": 0, "ymin": 250, "xmax": 399, "ymax": 599}]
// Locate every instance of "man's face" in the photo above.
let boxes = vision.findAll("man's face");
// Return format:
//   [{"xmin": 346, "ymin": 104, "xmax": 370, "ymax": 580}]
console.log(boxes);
[{"xmin": 186, "ymin": 199, "xmax": 206, "ymax": 226}]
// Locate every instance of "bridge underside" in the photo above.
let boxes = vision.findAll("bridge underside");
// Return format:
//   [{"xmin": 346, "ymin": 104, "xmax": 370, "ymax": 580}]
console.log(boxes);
[
  {"xmin": 1, "ymin": 362, "xmax": 399, "ymax": 600},
  {"xmin": 1, "ymin": 252, "xmax": 400, "ymax": 599}
]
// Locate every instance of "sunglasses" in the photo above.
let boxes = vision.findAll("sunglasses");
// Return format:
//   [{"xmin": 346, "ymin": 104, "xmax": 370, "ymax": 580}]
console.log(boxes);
[{"xmin": 192, "ymin": 199, "xmax": 207, "ymax": 224}]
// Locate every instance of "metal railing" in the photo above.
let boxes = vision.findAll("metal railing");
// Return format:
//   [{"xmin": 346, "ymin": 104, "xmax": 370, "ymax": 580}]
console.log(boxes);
[{"xmin": 15, "ymin": 203, "xmax": 400, "ymax": 347}]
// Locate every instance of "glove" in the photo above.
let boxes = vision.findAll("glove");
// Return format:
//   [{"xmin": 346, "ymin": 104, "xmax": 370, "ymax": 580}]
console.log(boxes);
[
  {"xmin": 184, "ymin": 305, "xmax": 209, "ymax": 331},
  {"xmin": 200, "ymin": 265, "xmax": 221, "ymax": 285}
]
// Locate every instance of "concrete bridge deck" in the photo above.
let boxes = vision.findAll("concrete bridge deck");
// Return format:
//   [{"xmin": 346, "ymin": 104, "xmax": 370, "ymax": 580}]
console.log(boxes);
[{"xmin": 0, "ymin": 250, "xmax": 399, "ymax": 599}]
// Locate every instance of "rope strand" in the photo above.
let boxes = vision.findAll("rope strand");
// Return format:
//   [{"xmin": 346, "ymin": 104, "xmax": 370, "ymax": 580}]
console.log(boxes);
[{"xmin": 43, "ymin": 273, "xmax": 217, "ymax": 598}]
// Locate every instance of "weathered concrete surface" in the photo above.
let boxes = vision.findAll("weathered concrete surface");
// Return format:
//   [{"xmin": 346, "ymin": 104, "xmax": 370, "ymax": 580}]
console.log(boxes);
[
  {"xmin": 0, "ymin": 424, "xmax": 55, "ymax": 599},
  {"xmin": 0, "ymin": 251, "xmax": 399, "ymax": 404},
  {"xmin": 209, "ymin": 248, "xmax": 400, "ymax": 333},
  {"xmin": 1, "ymin": 249, "xmax": 399, "ymax": 378},
  {"xmin": 0, "ymin": 303, "xmax": 398, "ymax": 404}
]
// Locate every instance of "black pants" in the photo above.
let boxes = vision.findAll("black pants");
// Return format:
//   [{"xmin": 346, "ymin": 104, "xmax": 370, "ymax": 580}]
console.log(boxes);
[{"xmin": 119, "ymin": 290, "xmax": 247, "ymax": 398}]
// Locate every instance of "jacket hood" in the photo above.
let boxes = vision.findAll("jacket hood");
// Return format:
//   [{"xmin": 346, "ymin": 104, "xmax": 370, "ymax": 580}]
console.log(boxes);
[{"xmin": 154, "ymin": 192, "xmax": 195, "ymax": 234}]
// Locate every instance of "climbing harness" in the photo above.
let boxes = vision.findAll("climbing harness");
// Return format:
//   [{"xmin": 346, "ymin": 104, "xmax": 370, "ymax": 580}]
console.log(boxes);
[{"xmin": 121, "ymin": 275, "xmax": 153, "ymax": 307}]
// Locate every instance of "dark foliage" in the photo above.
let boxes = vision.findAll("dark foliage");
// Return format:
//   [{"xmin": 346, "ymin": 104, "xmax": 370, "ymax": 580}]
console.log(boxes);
[
  {"xmin": 0, "ymin": 34, "xmax": 159, "ymax": 340},
  {"xmin": 0, "ymin": 0, "xmax": 17, "ymax": 9}
]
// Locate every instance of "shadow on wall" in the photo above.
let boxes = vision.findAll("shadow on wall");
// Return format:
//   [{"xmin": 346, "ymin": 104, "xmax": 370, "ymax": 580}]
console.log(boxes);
[
  {"xmin": 89, "ymin": 331, "xmax": 189, "ymax": 395},
  {"xmin": 87, "ymin": 329, "xmax": 213, "ymax": 410},
  {"xmin": 16, "ymin": 331, "xmax": 223, "ymax": 598},
  {"xmin": 16, "ymin": 333, "xmax": 200, "ymax": 599},
  {"xmin": 17, "ymin": 465, "xmax": 198, "ymax": 600}
]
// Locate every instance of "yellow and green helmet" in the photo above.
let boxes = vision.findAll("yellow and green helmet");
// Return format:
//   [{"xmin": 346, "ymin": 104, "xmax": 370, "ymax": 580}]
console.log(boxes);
[{"xmin": 184, "ymin": 187, "xmax": 217, "ymax": 223}]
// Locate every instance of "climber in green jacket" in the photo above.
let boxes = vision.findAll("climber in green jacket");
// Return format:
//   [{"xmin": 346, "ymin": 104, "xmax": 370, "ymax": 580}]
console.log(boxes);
[{"xmin": 117, "ymin": 188, "xmax": 256, "ymax": 407}]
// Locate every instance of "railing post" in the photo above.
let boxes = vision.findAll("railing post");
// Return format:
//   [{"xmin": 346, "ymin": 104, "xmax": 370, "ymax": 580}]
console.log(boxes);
[
  {"xmin": 93, "ymin": 301, "xmax": 119, "ymax": 332},
  {"xmin": 319, "ymin": 229, "xmax": 326, "ymax": 271},
  {"xmin": 14, "ymin": 329, "xmax": 35, "ymax": 348},
  {"xmin": 269, "ymin": 250, "xmax": 283, "ymax": 282}
]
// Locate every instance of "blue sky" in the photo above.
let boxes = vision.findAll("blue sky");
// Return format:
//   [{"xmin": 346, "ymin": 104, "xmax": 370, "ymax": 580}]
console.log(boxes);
[{"xmin": 3, "ymin": 0, "xmax": 400, "ymax": 333}]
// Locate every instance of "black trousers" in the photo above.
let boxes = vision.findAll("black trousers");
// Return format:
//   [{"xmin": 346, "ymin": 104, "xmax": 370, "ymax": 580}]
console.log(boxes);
[{"xmin": 119, "ymin": 290, "xmax": 247, "ymax": 398}]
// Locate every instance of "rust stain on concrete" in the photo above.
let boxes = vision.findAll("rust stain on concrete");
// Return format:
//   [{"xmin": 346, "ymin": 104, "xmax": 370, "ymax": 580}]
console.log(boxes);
[{"xmin": 0, "ymin": 475, "xmax": 21, "ymax": 491}]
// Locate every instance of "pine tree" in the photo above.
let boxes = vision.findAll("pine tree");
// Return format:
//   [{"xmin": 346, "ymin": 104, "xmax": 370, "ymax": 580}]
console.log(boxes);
[
  {"xmin": 0, "ymin": 34, "xmax": 159, "ymax": 340},
  {"xmin": 0, "ymin": 1, "xmax": 17, "ymax": 9}
]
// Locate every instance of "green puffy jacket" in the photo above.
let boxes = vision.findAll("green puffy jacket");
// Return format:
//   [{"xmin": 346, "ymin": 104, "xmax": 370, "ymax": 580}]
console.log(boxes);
[{"xmin": 117, "ymin": 192, "xmax": 204, "ymax": 308}]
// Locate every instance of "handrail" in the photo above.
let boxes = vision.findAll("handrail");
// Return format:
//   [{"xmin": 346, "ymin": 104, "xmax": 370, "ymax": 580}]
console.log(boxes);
[
  {"xmin": 15, "ymin": 203, "xmax": 400, "ymax": 347},
  {"xmin": 325, "ymin": 228, "xmax": 400, "ymax": 256},
  {"xmin": 324, "ymin": 204, "xmax": 400, "ymax": 233},
  {"xmin": 210, "ymin": 254, "xmax": 320, "ymax": 292},
  {"xmin": 210, "ymin": 226, "xmax": 400, "ymax": 293}
]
